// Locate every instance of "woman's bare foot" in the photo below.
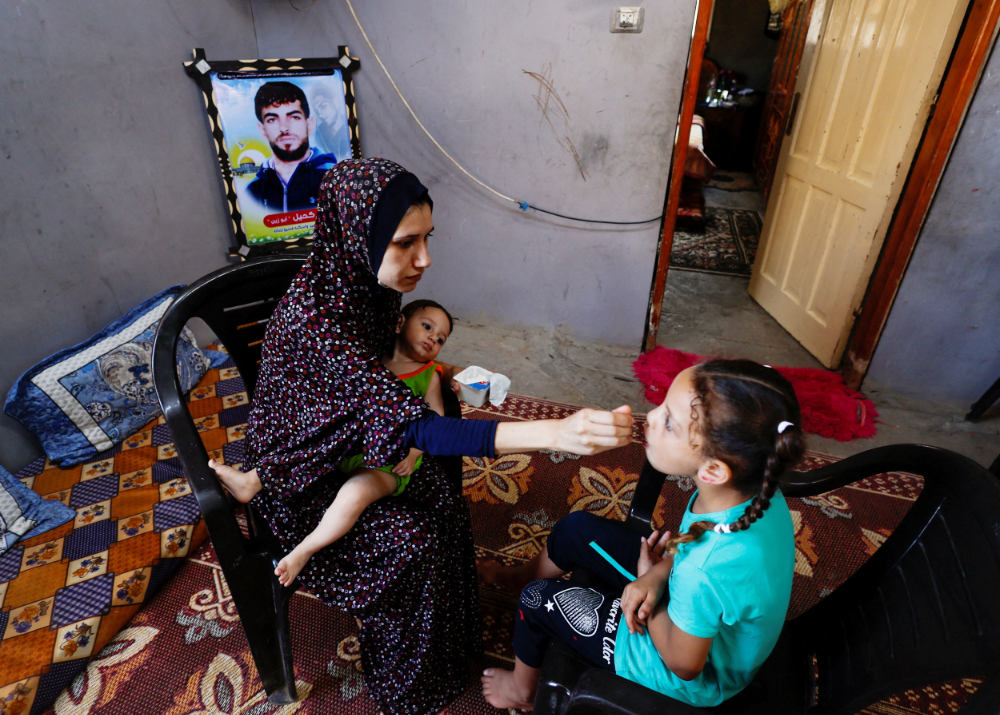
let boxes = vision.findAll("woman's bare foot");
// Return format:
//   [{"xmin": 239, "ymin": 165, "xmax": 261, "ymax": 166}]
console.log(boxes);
[
  {"xmin": 208, "ymin": 459, "xmax": 262, "ymax": 503},
  {"xmin": 274, "ymin": 548, "xmax": 310, "ymax": 587},
  {"xmin": 481, "ymin": 667, "xmax": 536, "ymax": 710}
]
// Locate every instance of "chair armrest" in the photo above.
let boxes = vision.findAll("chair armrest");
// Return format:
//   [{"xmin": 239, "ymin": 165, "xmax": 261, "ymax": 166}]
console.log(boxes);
[
  {"xmin": 625, "ymin": 460, "xmax": 667, "ymax": 533},
  {"xmin": 535, "ymin": 642, "xmax": 705, "ymax": 714},
  {"xmin": 782, "ymin": 443, "xmax": 977, "ymax": 498},
  {"xmin": 567, "ymin": 670, "xmax": 707, "ymax": 714}
]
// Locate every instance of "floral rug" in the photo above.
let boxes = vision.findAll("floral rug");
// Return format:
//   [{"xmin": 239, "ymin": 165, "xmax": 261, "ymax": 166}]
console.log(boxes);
[
  {"xmin": 670, "ymin": 206, "xmax": 762, "ymax": 277},
  {"xmin": 45, "ymin": 396, "xmax": 978, "ymax": 713}
]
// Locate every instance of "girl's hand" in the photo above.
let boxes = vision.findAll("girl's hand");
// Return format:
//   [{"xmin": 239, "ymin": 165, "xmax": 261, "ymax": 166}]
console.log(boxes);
[
  {"xmin": 621, "ymin": 568, "xmax": 668, "ymax": 635},
  {"xmin": 555, "ymin": 405, "xmax": 633, "ymax": 455},
  {"xmin": 637, "ymin": 529, "xmax": 673, "ymax": 577}
]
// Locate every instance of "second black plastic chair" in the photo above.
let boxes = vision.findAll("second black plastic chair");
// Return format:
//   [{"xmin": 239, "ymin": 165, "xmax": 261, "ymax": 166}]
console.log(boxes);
[{"xmin": 534, "ymin": 444, "xmax": 1000, "ymax": 713}]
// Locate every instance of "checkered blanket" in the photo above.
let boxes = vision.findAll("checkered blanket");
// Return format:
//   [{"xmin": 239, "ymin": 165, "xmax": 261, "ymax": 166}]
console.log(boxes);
[{"xmin": 0, "ymin": 362, "xmax": 249, "ymax": 714}]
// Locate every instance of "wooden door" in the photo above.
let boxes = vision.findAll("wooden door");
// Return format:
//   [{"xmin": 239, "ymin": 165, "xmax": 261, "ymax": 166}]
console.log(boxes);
[
  {"xmin": 752, "ymin": 0, "xmax": 815, "ymax": 202},
  {"xmin": 748, "ymin": 0, "xmax": 969, "ymax": 367}
]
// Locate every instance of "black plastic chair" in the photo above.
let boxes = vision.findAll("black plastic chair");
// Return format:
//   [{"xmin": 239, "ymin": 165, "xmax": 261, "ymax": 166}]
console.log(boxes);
[
  {"xmin": 152, "ymin": 255, "xmax": 306, "ymax": 703},
  {"xmin": 964, "ymin": 376, "xmax": 1000, "ymax": 477},
  {"xmin": 534, "ymin": 444, "xmax": 1000, "ymax": 714}
]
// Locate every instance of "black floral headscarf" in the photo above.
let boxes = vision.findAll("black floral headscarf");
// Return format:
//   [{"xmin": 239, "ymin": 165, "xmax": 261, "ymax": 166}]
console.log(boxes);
[
  {"xmin": 245, "ymin": 157, "xmax": 432, "ymax": 503},
  {"xmin": 239, "ymin": 159, "xmax": 482, "ymax": 714}
]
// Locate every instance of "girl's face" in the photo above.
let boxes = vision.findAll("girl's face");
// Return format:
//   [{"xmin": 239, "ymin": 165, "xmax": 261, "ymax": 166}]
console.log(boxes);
[
  {"xmin": 643, "ymin": 367, "xmax": 707, "ymax": 477},
  {"xmin": 397, "ymin": 306, "xmax": 451, "ymax": 363},
  {"xmin": 376, "ymin": 203, "xmax": 433, "ymax": 292}
]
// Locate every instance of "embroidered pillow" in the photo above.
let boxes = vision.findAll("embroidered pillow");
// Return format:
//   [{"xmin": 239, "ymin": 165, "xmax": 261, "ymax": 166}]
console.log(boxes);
[
  {"xmin": 0, "ymin": 464, "xmax": 76, "ymax": 554},
  {"xmin": 4, "ymin": 286, "xmax": 227, "ymax": 467}
]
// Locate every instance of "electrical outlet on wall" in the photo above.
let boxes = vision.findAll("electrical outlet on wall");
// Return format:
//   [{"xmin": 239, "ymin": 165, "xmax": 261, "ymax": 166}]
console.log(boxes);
[{"xmin": 611, "ymin": 6, "xmax": 644, "ymax": 33}]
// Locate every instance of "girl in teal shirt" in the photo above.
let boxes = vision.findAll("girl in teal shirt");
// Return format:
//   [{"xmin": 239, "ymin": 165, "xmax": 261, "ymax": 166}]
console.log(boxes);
[{"xmin": 481, "ymin": 359, "xmax": 805, "ymax": 709}]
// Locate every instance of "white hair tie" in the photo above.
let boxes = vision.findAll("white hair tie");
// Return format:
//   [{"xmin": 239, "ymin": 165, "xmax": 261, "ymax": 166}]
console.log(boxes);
[
  {"xmin": 777, "ymin": 420, "xmax": 794, "ymax": 434},
  {"xmin": 713, "ymin": 522, "xmax": 732, "ymax": 534}
]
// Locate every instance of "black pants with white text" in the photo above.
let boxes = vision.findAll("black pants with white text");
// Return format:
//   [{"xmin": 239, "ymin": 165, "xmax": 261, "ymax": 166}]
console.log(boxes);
[{"xmin": 512, "ymin": 511, "xmax": 643, "ymax": 669}]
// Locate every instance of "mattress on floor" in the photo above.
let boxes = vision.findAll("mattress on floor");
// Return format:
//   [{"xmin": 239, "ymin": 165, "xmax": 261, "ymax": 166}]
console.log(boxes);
[{"xmin": 0, "ymin": 362, "xmax": 249, "ymax": 714}]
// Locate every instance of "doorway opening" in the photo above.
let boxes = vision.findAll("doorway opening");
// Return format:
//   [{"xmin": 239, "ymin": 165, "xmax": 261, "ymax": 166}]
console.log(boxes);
[
  {"xmin": 654, "ymin": 0, "xmax": 818, "ymax": 369},
  {"xmin": 646, "ymin": 0, "xmax": 992, "ymax": 384}
]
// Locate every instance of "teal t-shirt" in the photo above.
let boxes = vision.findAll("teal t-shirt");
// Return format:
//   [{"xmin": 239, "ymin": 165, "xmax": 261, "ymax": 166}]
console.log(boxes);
[{"xmin": 614, "ymin": 490, "xmax": 795, "ymax": 707}]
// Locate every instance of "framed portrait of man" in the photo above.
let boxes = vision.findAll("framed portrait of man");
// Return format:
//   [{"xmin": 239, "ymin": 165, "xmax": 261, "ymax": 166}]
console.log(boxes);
[{"xmin": 185, "ymin": 47, "xmax": 361, "ymax": 257}]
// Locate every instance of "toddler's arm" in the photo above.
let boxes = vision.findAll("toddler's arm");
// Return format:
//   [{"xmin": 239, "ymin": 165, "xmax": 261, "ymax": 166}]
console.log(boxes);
[
  {"xmin": 433, "ymin": 361, "xmax": 489, "ymax": 398},
  {"xmin": 434, "ymin": 361, "xmax": 463, "ymax": 385},
  {"xmin": 391, "ymin": 370, "xmax": 447, "ymax": 477},
  {"xmin": 393, "ymin": 448, "xmax": 422, "ymax": 476},
  {"xmin": 425, "ymin": 370, "xmax": 446, "ymax": 416}
]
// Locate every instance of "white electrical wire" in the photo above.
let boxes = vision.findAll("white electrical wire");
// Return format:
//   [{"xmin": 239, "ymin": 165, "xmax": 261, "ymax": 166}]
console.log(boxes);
[
  {"xmin": 343, "ymin": 0, "xmax": 518, "ymax": 205},
  {"xmin": 343, "ymin": 0, "xmax": 662, "ymax": 226}
]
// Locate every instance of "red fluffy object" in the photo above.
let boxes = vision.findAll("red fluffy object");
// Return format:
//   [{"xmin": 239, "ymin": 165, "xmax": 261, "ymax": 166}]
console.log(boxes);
[{"xmin": 632, "ymin": 347, "xmax": 878, "ymax": 442}]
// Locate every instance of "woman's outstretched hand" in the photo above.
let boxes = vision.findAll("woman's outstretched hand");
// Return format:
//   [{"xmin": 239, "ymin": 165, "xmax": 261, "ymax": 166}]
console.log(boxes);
[
  {"xmin": 493, "ymin": 405, "xmax": 633, "ymax": 455},
  {"xmin": 555, "ymin": 405, "xmax": 633, "ymax": 455}
]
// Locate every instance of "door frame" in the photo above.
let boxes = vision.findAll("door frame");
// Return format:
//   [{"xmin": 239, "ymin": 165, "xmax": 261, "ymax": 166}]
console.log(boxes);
[
  {"xmin": 643, "ymin": 0, "xmax": 1000, "ymax": 385},
  {"xmin": 841, "ymin": 0, "xmax": 1000, "ymax": 388},
  {"xmin": 643, "ymin": 0, "xmax": 714, "ymax": 352}
]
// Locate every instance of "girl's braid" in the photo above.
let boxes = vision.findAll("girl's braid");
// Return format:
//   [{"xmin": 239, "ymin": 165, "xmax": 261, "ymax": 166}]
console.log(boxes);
[{"xmin": 732, "ymin": 456, "xmax": 780, "ymax": 531}]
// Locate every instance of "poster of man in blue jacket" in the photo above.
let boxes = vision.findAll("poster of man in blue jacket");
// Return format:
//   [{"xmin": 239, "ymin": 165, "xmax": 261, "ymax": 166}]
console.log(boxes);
[
  {"xmin": 209, "ymin": 71, "xmax": 353, "ymax": 247},
  {"xmin": 247, "ymin": 81, "xmax": 337, "ymax": 213}
]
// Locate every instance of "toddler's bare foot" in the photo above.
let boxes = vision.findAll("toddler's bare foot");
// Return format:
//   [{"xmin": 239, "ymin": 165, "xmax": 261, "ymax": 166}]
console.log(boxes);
[
  {"xmin": 274, "ymin": 549, "xmax": 309, "ymax": 587},
  {"xmin": 208, "ymin": 459, "xmax": 261, "ymax": 503},
  {"xmin": 481, "ymin": 668, "xmax": 535, "ymax": 710}
]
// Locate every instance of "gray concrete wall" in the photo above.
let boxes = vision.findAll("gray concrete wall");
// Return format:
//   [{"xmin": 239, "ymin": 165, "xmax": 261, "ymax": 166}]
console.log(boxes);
[
  {"xmin": 0, "ymin": 0, "xmax": 694, "ymax": 469},
  {"xmin": 866, "ymin": 44, "xmax": 1000, "ymax": 408},
  {"xmin": 0, "ymin": 1, "xmax": 258, "ymax": 470},
  {"xmin": 253, "ymin": 1, "xmax": 693, "ymax": 346}
]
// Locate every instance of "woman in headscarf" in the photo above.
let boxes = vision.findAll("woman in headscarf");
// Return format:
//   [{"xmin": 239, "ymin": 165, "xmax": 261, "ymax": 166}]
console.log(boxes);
[{"xmin": 240, "ymin": 157, "xmax": 632, "ymax": 714}]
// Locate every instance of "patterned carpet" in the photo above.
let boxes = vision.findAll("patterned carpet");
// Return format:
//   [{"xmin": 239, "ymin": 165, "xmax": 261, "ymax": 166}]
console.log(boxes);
[
  {"xmin": 706, "ymin": 170, "xmax": 758, "ymax": 192},
  {"xmin": 46, "ymin": 396, "xmax": 980, "ymax": 713},
  {"xmin": 670, "ymin": 206, "xmax": 762, "ymax": 277}
]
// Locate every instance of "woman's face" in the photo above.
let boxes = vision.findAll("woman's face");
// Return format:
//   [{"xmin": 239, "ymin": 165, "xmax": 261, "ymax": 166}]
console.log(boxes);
[
  {"xmin": 376, "ymin": 203, "xmax": 433, "ymax": 292},
  {"xmin": 643, "ymin": 367, "xmax": 707, "ymax": 477}
]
